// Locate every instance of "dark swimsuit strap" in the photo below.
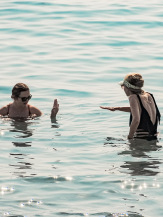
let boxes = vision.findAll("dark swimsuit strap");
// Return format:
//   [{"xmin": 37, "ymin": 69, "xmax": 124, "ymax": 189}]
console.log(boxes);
[
  {"xmin": 146, "ymin": 92, "xmax": 161, "ymax": 123},
  {"xmin": 136, "ymin": 94, "xmax": 144, "ymax": 110},
  {"xmin": 28, "ymin": 105, "xmax": 31, "ymax": 116},
  {"xmin": 137, "ymin": 92, "xmax": 161, "ymax": 124}
]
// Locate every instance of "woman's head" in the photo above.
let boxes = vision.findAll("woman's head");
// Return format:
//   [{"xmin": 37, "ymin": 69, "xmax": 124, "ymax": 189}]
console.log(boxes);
[
  {"xmin": 12, "ymin": 83, "xmax": 29, "ymax": 99},
  {"xmin": 120, "ymin": 73, "xmax": 144, "ymax": 94}
]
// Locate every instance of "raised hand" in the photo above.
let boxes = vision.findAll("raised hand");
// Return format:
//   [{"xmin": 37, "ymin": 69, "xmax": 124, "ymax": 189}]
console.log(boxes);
[{"xmin": 51, "ymin": 99, "xmax": 59, "ymax": 118}]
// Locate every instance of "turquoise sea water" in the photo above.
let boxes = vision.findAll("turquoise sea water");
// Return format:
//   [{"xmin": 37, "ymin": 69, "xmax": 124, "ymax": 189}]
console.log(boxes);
[{"xmin": 0, "ymin": 0, "xmax": 163, "ymax": 216}]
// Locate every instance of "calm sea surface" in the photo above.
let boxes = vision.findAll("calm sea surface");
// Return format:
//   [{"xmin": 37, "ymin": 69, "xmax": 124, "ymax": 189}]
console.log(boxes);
[{"xmin": 0, "ymin": 0, "xmax": 163, "ymax": 217}]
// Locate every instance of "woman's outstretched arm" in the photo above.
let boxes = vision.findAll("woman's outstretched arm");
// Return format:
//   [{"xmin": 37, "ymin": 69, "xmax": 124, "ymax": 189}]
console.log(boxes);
[{"xmin": 100, "ymin": 106, "xmax": 131, "ymax": 112}]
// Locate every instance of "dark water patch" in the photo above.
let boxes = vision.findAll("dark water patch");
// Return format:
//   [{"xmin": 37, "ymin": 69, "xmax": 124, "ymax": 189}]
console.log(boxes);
[
  {"xmin": 58, "ymin": 212, "xmax": 85, "ymax": 216},
  {"xmin": 12, "ymin": 142, "xmax": 32, "ymax": 147},
  {"xmin": 154, "ymin": 56, "xmax": 163, "ymax": 60},
  {"xmin": 59, "ymin": 28, "xmax": 77, "ymax": 33},
  {"xmin": 36, "ymin": 51, "xmax": 49, "ymax": 56},
  {"xmin": 75, "ymin": 41, "xmax": 150, "ymax": 47},
  {"xmin": 92, "ymin": 211, "xmax": 143, "ymax": 217},
  {"xmin": 106, "ymin": 137, "xmax": 126, "ymax": 141},
  {"xmin": 100, "ymin": 56, "xmax": 134, "ymax": 61},
  {"xmin": 104, "ymin": 137, "xmax": 126, "ymax": 145},
  {"xmin": 2, "ymin": 216, "xmax": 24, "ymax": 217},
  {"xmin": 25, "ymin": 176, "xmax": 73, "ymax": 183},
  {"xmin": 75, "ymin": 42, "xmax": 100, "ymax": 47},
  {"xmin": 43, "ymin": 15, "xmax": 69, "ymax": 20},
  {"xmin": 157, "ymin": 13, "xmax": 163, "ymax": 17},
  {"xmin": 5, "ymin": 45, "xmax": 31, "ymax": 52},
  {"xmin": 9, "ymin": 162, "xmax": 32, "ymax": 170},
  {"xmin": 132, "ymin": 6, "xmax": 159, "ymax": 11},
  {"xmin": 0, "ymin": 8, "xmax": 35, "ymax": 15},
  {"xmin": 126, "ymin": 212, "xmax": 144, "ymax": 217},
  {"xmin": 57, "ymin": 213, "xmax": 142, "ymax": 217},
  {"xmin": 10, "ymin": 153, "xmax": 26, "ymax": 156},
  {"xmin": 37, "ymin": 8, "xmax": 134, "ymax": 17},
  {"xmin": 13, "ymin": 1, "xmax": 77, "ymax": 8},
  {"xmin": 91, "ymin": 212, "xmax": 117, "ymax": 217},
  {"xmin": 5, "ymin": 16, "xmax": 41, "ymax": 22},
  {"xmin": 56, "ymin": 89, "xmax": 93, "ymax": 97},
  {"xmin": 31, "ymin": 31, "xmax": 57, "ymax": 37},
  {"xmin": 0, "ymin": 86, "xmax": 11, "ymax": 94},
  {"xmin": 107, "ymin": 41, "xmax": 150, "ymax": 47},
  {"xmin": 13, "ymin": 1, "xmax": 54, "ymax": 6},
  {"xmin": 83, "ymin": 20, "xmax": 163, "ymax": 28},
  {"xmin": 23, "ymin": 75, "xmax": 41, "ymax": 79},
  {"xmin": 74, "ymin": 40, "xmax": 151, "ymax": 47},
  {"xmin": 12, "ymin": 173, "xmax": 34, "ymax": 178},
  {"xmin": 121, "ymin": 160, "xmax": 160, "ymax": 176},
  {"xmin": 122, "ymin": 197, "xmax": 139, "ymax": 201},
  {"xmin": 9, "ymin": 63, "xmax": 26, "ymax": 68},
  {"xmin": 11, "ymin": 130, "xmax": 33, "ymax": 138},
  {"xmin": 0, "ymin": 43, "xmax": 31, "ymax": 52},
  {"xmin": 58, "ymin": 212, "xmax": 142, "ymax": 217},
  {"xmin": 78, "ymin": 178, "xmax": 122, "ymax": 186}
]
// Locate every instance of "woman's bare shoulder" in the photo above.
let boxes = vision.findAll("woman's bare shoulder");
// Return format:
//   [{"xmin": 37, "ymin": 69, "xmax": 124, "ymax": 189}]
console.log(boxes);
[
  {"xmin": 128, "ymin": 94, "xmax": 138, "ymax": 101},
  {"xmin": 28, "ymin": 104, "xmax": 42, "ymax": 116},
  {"xmin": 128, "ymin": 94, "xmax": 140, "ymax": 107},
  {"xmin": 0, "ymin": 103, "xmax": 12, "ymax": 116}
]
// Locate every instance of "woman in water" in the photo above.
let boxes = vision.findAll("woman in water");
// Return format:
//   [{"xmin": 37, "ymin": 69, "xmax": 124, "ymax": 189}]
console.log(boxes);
[
  {"xmin": 0, "ymin": 83, "xmax": 59, "ymax": 119},
  {"xmin": 100, "ymin": 73, "xmax": 161, "ymax": 139}
]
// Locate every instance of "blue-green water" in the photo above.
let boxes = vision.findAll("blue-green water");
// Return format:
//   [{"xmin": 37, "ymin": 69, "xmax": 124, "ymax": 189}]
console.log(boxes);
[{"xmin": 0, "ymin": 1, "xmax": 163, "ymax": 216}]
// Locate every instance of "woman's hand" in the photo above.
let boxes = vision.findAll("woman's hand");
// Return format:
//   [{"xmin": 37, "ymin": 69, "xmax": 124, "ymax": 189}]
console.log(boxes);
[
  {"xmin": 51, "ymin": 99, "xmax": 59, "ymax": 118},
  {"xmin": 100, "ymin": 106, "xmax": 116, "ymax": 111}
]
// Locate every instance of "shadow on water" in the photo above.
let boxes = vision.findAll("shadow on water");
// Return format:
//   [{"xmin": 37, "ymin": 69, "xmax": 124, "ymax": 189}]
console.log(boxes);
[{"xmin": 119, "ymin": 138, "xmax": 162, "ymax": 176}]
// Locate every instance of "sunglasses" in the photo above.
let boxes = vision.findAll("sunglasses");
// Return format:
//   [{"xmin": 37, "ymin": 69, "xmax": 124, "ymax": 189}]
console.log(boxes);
[{"xmin": 19, "ymin": 94, "xmax": 32, "ymax": 102}]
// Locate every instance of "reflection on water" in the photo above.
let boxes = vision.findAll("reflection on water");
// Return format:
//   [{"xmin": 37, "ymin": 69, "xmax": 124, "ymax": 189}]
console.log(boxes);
[
  {"xmin": 9, "ymin": 152, "xmax": 34, "ymax": 178},
  {"xmin": 51, "ymin": 118, "xmax": 60, "ymax": 128},
  {"xmin": 1, "ymin": 117, "xmax": 59, "ymax": 178},
  {"xmin": 56, "ymin": 211, "xmax": 140, "ymax": 217},
  {"xmin": 9, "ymin": 161, "xmax": 33, "ymax": 170},
  {"xmin": 9, "ymin": 118, "xmax": 34, "ymax": 138},
  {"xmin": 12, "ymin": 142, "xmax": 32, "ymax": 147},
  {"xmin": 119, "ymin": 138, "xmax": 162, "ymax": 176},
  {"xmin": 8, "ymin": 119, "xmax": 35, "ymax": 178}
]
